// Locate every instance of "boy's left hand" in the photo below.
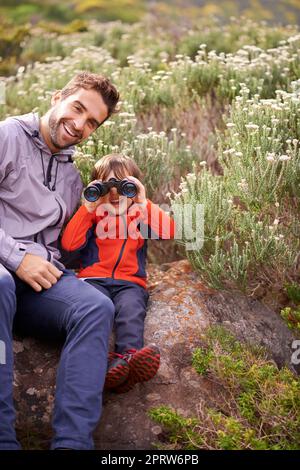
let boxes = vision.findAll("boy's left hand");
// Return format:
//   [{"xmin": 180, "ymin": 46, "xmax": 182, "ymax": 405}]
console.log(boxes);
[{"xmin": 126, "ymin": 176, "xmax": 147, "ymax": 207}]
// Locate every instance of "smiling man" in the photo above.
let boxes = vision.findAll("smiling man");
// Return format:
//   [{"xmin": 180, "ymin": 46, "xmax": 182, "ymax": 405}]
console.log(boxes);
[
  {"xmin": 43, "ymin": 86, "xmax": 110, "ymax": 152},
  {"xmin": 0, "ymin": 72, "xmax": 120, "ymax": 450}
]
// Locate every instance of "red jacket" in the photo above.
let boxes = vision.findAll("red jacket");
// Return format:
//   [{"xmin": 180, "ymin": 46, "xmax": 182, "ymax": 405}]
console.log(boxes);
[{"xmin": 61, "ymin": 200, "xmax": 175, "ymax": 288}]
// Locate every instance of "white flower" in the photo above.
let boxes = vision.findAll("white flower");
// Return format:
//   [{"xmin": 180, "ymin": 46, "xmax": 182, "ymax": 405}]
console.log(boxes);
[
  {"xmin": 266, "ymin": 153, "xmax": 276, "ymax": 162},
  {"xmin": 279, "ymin": 155, "xmax": 291, "ymax": 161},
  {"xmin": 245, "ymin": 123, "xmax": 259, "ymax": 130},
  {"xmin": 226, "ymin": 122, "xmax": 235, "ymax": 128}
]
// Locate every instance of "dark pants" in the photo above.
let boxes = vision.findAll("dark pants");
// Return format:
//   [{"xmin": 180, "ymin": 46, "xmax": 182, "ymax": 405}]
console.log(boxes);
[
  {"xmin": 84, "ymin": 278, "xmax": 149, "ymax": 353},
  {"xmin": 0, "ymin": 265, "xmax": 115, "ymax": 450}
]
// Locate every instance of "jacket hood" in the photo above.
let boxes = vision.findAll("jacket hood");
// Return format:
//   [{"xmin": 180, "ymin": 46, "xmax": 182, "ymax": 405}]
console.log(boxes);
[{"xmin": 12, "ymin": 112, "xmax": 75, "ymax": 162}]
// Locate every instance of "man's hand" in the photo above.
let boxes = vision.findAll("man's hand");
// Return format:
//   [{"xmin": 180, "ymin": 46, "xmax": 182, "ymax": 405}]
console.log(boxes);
[{"xmin": 15, "ymin": 253, "xmax": 63, "ymax": 292}]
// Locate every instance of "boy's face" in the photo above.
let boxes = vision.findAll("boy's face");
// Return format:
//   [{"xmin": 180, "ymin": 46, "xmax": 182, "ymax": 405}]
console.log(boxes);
[
  {"xmin": 47, "ymin": 88, "xmax": 108, "ymax": 151},
  {"xmin": 100, "ymin": 170, "xmax": 134, "ymax": 216}
]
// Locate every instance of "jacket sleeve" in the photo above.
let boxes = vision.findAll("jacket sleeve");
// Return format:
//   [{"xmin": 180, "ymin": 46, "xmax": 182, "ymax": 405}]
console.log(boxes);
[
  {"xmin": 136, "ymin": 199, "xmax": 175, "ymax": 239},
  {"xmin": 0, "ymin": 125, "xmax": 28, "ymax": 271},
  {"xmin": 61, "ymin": 205, "xmax": 96, "ymax": 251}
]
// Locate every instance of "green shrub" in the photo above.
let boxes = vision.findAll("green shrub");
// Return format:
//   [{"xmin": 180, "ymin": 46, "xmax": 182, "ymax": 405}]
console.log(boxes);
[
  {"xmin": 285, "ymin": 282, "xmax": 300, "ymax": 304},
  {"xmin": 281, "ymin": 307, "xmax": 300, "ymax": 333}
]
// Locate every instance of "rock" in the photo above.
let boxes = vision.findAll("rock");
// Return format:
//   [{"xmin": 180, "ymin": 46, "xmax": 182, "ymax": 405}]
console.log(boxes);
[{"xmin": 13, "ymin": 260, "xmax": 299, "ymax": 449}]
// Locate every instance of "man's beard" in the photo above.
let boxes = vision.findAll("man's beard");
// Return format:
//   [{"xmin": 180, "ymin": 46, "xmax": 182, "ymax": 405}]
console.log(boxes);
[{"xmin": 48, "ymin": 108, "xmax": 81, "ymax": 150}]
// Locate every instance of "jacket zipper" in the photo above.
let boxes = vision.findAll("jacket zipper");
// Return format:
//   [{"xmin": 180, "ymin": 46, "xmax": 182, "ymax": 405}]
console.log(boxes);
[{"xmin": 111, "ymin": 214, "xmax": 127, "ymax": 279}]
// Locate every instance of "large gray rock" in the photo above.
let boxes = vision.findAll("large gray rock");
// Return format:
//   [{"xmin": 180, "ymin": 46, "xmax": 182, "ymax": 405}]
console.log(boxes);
[{"xmin": 13, "ymin": 260, "xmax": 299, "ymax": 449}]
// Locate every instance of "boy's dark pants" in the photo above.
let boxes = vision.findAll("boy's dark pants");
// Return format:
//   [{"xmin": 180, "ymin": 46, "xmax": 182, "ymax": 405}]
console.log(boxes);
[{"xmin": 85, "ymin": 278, "xmax": 149, "ymax": 353}]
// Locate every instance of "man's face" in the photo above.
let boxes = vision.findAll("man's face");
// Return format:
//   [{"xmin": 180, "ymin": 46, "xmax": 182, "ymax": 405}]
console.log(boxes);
[{"xmin": 48, "ymin": 88, "xmax": 108, "ymax": 150}]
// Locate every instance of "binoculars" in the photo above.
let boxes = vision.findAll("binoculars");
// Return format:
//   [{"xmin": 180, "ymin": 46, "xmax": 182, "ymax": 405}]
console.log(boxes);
[{"xmin": 84, "ymin": 177, "xmax": 137, "ymax": 202}]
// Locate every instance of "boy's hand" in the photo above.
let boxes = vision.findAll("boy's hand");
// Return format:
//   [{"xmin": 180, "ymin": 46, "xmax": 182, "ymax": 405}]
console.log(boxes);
[{"xmin": 126, "ymin": 176, "xmax": 147, "ymax": 207}]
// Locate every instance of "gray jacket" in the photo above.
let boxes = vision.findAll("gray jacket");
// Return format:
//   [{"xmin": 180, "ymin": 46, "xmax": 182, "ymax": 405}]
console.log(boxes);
[{"xmin": 0, "ymin": 112, "xmax": 83, "ymax": 271}]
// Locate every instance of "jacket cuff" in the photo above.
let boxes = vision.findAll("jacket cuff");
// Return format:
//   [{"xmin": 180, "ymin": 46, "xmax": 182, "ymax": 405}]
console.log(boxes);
[{"xmin": 5, "ymin": 242, "xmax": 27, "ymax": 272}]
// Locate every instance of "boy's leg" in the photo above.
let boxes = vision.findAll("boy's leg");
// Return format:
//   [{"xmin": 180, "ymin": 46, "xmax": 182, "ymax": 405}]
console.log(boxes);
[
  {"xmin": 83, "ymin": 279, "xmax": 131, "ymax": 389},
  {"xmin": 0, "ymin": 264, "xmax": 20, "ymax": 450},
  {"xmin": 89, "ymin": 280, "xmax": 159, "ymax": 393},
  {"xmin": 14, "ymin": 270, "xmax": 115, "ymax": 450},
  {"xmin": 111, "ymin": 281, "xmax": 149, "ymax": 353},
  {"xmin": 109, "ymin": 281, "xmax": 159, "ymax": 393}
]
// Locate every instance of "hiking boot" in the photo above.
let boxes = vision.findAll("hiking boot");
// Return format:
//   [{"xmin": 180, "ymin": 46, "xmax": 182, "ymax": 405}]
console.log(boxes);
[
  {"xmin": 104, "ymin": 352, "xmax": 130, "ymax": 390},
  {"xmin": 112, "ymin": 344, "xmax": 160, "ymax": 394}
]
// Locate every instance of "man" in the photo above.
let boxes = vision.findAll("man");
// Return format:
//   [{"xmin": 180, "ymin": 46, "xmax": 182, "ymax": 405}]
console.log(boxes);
[{"xmin": 0, "ymin": 72, "xmax": 120, "ymax": 450}]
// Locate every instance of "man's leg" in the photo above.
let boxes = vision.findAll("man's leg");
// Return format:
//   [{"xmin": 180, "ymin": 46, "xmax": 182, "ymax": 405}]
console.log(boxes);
[
  {"xmin": 14, "ymin": 270, "xmax": 115, "ymax": 450},
  {"xmin": 0, "ymin": 264, "xmax": 20, "ymax": 450}
]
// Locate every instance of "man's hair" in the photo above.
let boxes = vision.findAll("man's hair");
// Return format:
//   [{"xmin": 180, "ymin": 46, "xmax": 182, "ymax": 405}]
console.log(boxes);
[
  {"xmin": 91, "ymin": 154, "xmax": 143, "ymax": 182},
  {"xmin": 60, "ymin": 71, "xmax": 120, "ymax": 118}
]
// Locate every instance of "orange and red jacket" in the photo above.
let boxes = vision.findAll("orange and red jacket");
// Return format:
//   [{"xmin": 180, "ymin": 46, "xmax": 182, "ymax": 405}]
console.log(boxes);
[{"xmin": 61, "ymin": 199, "xmax": 175, "ymax": 288}]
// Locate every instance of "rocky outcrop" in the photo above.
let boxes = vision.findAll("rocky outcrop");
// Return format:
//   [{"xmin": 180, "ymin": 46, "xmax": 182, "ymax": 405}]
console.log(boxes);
[{"xmin": 13, "ymin": 260, "xmax": 299, "ymax": 449}]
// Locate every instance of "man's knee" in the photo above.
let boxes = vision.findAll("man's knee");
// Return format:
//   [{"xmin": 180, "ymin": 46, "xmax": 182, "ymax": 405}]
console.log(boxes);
[
  {"xmin": 0, "ymin": 266, "xmax": 16, "ymax": 320},
  {"xmin": 0, "ymin": 267, "xmax": 15, "ymax": 298},
  {"xmin": 94, "ymin": 293, "xmax": 115, "ymax": 319},
  {"xmin": 71, "ymin": 291, "xmax": 115, "ymax": 329}
]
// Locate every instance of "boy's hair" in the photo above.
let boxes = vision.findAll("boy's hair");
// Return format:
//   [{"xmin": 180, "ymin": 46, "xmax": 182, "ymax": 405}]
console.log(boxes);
[
  {"xmin": 91, "ymin": 154, "xmax": 143, "ymax": 182},
  {"xmin": 60, "ymin": 72, "xmax": 120, "ymax": 118}
]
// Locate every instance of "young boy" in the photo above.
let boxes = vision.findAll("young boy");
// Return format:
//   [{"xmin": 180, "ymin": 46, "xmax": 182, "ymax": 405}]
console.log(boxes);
[{"xmin": 61, "ymin": 153, "xmax": 175, "ymax": 393}]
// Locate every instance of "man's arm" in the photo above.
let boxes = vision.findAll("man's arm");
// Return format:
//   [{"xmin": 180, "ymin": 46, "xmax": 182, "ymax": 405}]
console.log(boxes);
[
  {"xmin": 0, "ymin": 125, "xmax": 63, "ymax": 290},
  {"xmin": 0, "ymin": 125, "xmax": 28, "ymax": 271}
]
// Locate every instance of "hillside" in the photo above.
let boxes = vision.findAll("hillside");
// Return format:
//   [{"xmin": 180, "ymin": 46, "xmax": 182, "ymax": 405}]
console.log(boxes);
[{"xmin": 1, "ymin": 2, "xmax": 300, "ymax": 451}]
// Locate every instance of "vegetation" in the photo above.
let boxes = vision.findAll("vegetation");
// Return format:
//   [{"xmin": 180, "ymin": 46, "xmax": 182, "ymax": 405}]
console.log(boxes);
[
  {"xmin": 0, "ymin": 11, "xmax": 299, "ymax": 294},
  {"xmin": 1, "ymin": 1, "xmax": 300, "ymax": 451},
  {"xmin": 149, "ymin": 327, "xmax": 300, "ymax": 450}
]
